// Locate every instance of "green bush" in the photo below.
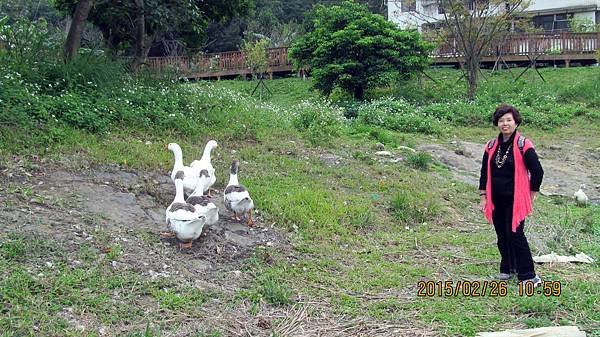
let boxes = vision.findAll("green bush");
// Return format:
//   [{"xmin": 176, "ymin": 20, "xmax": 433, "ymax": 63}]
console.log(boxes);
[
  {"xmin": 357, "ymin": 97, "xmax": 444, "ymax": 134},
  {"xmin": 406, "ymin": 152, "xmax": 433, "ymax": 170},
  {"xmin": 291, "ymin": 99, "xmax": 346, "ymax": 145},
  {"xmin": 0, "ymin": 18, "xmax": 61, "ymax": 79}
]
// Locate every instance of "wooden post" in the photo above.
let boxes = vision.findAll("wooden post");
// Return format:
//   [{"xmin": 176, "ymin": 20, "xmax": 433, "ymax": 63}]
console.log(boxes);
[
  {"xmin": 565, "ymin": 59, "xmax": 570, "ymax": 68},
  {"xmin": 597, "ymin": 31, "xmax": 600, "ymax": 63}
]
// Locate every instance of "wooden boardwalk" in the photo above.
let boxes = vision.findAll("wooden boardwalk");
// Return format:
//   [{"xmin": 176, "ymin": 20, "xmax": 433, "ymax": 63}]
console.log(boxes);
[
  {"xmin": 146, "ymin": 48, "xmax": 294, "ymax": 80},
  {"xmin": 147, "ymin": 32, "xmax": 599, "ymax": 79}
]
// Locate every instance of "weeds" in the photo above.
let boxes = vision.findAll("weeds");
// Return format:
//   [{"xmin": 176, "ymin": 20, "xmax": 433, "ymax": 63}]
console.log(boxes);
[
  {"xmin": 390, "ymin": 189, "xmax": 440, "ymax": 224},
  {"xmin": 405, "ymin": 152, "xmax": 433, "ymax": 170}
]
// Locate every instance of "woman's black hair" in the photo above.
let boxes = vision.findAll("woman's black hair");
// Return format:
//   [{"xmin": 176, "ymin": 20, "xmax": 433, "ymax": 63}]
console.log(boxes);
[{"xmin": 493, "ymin": 104, "xmax": 522, "ymax": 126}]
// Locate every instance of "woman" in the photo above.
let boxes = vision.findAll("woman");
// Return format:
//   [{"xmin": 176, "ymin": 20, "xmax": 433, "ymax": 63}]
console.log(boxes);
[{"xmin": 479, "ymin": 104, "xmax": 543, "ymax": 286}]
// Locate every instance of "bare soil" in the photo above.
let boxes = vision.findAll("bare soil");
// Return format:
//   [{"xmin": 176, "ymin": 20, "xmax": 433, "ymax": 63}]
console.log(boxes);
[
  {"xmin": 0, "ymin": 156, "xmax": 286, "ymax": 273},
  {"xmin": 419, "ymin": 139, "xmax": 600, "ymax": 202}
]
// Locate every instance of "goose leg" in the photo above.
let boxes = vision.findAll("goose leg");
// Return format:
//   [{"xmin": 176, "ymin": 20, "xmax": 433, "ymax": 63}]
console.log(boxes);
[
  {"xmin": 179, "ymin": 241, "xmax": 193, "ymax": 249},
  {"xmin": 160, "ymin": 231, "xmax": 175, "ymax": 238},
  {"xmin": 234, "ymin": 212, "xmax": 241, "ymax": 221},
  {"xmin": 246, "ymin": 209, "xmax": 255, "ymax": 227}
]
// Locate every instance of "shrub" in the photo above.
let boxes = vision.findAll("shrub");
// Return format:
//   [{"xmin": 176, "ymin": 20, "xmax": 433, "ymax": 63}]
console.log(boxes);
[
  {"xmin": 0, "ymin": 18, "xmax": 62, "ymax": 79},
  {"xmin": 358, "ymin": 97, "xmax": 444, "ymax": 134},
  {"xmin": 406, "ymin": 152, "xmax": 433, "ymax": 170},
  {"xmin": 291, "ymin": 99, "xmax": 346, "ymax": 145}
]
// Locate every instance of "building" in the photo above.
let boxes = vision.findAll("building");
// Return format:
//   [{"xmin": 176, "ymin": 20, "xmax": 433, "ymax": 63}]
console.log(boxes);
[{"xmin": 389, "ymin": 0, "xmax": 600, "ymax": 32}]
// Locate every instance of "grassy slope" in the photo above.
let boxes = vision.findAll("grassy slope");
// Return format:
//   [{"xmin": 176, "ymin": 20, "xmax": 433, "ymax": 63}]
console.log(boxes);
[{"xmin": 1, "ymin": 68, "xmax": 599, "ymax": 336}]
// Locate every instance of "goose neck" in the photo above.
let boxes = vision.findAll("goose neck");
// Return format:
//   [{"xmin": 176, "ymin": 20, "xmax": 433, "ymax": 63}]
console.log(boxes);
[
  {"xmin": 228, "ymin": 174, "xmax": 239, "ymax": 186},
  {"xmin": 174, "ymin": 180, "xmax": 186, "ymax": 203},
  {"xmin": 172, "ymin": 148, "xmax": 184, "ymax": 168},
  {"xmin": 200, "ymin": 146, "xmax": 213, "ymax": 162}
]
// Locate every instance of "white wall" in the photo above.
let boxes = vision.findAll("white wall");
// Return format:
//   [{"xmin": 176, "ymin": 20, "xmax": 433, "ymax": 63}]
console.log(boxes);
[
  {"xmin": 388, "ymin": 0, "xmax": 452, "ymax": 30},
  {"xmin": 573, "ymin": 11, "xmax": 596, "ymax": 21},
  {"xmin": 527, "ymin": 0, "xmax": 600, "ymax": 12},
  {"xmin": 388, "ymin": 0, "xmax": 429, "ymax": 30},
  {"xmin": 389, "ymin": 0, "xmax": 600, "ymax": 29}
]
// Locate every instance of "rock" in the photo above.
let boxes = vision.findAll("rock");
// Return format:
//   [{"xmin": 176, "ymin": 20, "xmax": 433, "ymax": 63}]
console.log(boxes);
[
  {"xmin": 375, "ymin": 151, "xmax": 393, "ymax": 157},
  {"xmin": 320, "ymin": 153, "xmax": 341, "ymax": 166},
  {"xmin": 228, "ymin": 223, "xmax": 250, "ymax": 234},
  {"xmin": 224, "ymin": 231, "xmax": 255, "ymax": 247},
  {"xmin": 374, "ymin": 143, "xmax": 385, "ymax": 151},
  {"xmin": 136, "ymin": 194, "xmax": 156, "ymax": 208},
  {"xmin": 187, "ymin": 259, "xmax": 212, "ymax": 272},
  {"xmin": 77, "ymin": 184, "xmax": 150, "ymax": 227}
]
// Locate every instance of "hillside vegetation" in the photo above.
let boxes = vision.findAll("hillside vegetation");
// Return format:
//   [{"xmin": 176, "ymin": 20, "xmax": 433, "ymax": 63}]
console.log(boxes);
[{"xmin": 1, "ymin": 40, "xmax": 600, "ymax": 336}]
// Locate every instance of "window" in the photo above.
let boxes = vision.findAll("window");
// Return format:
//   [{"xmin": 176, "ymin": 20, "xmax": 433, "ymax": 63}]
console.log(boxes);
[
  {"xmin": 464, "ymin": 0, "xmax": 475, "ymax": 11},
  {"xmin": 533, "ymin": 13, "xmax": 573, "ymax": 32},
  {"xmin": 401, "ymin": 1, "xmax": 417, "ymax": 12}
]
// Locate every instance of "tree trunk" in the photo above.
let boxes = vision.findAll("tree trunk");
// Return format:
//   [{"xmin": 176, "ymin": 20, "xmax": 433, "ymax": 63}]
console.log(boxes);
[
  {"xmin": 130, "ymin": 0, "xmax": 150, "ymax": 72},
  {"xmin": 353, "ymin": 85, "xmax": 365, "ymax": 101},
  {"xmin": 466, "ymin": 57, "xmax": 479, "ymax": 101},
  {"xmin": 64, "ymin": 0, "xmax": 94, "ymax": 61},
  {"xmin": 107, "ymin": 34, "xmax": 118, "ymax": 60}
]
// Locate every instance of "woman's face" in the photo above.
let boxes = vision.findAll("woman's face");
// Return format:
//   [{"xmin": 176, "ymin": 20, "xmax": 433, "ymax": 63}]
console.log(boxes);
[{"xmin": 497, "ymin": 113, "xmax": 517, "ymax": 137}]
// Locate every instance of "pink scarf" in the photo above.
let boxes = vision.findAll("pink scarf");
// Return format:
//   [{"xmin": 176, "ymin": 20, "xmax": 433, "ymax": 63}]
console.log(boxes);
[{"xmin": 484, "ymin": 131, "xmax": 534, "ymax": 232}]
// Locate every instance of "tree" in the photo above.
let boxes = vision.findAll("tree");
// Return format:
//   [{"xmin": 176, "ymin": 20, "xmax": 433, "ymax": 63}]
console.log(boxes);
[
  {"xmin": 203, "ymin": 0, "xmax": 387, "ymax": 53},
  {"xmin": 0, "ymin": 0, "xmax": 63, "ymax": 25},
  {"xmin": 54, "ymin": 0, "xmax": 251, "ymax": 66},
  {"xmin": 404, "ymin": 0, "xmax": 529, "ymax": 100},
  {"xmin": 242, "ymin": 39, "xmax": 269, "ymax": 79},
  {"xmin": 289, "ymin": 0, "xmax": 432, "ymax": 100},
  {"xmin": 63, "ymin": 0, "xmax": 93, "ymax": 60}
]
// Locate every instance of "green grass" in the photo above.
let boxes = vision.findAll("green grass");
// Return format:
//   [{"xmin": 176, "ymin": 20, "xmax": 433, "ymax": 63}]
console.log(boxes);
[
  {"xmin": 1, "ymin": 67, "xmax": 599, "ymax": 336},
  {"xmin": 0, "ymin": 234, "xmax": 219, "ymax": 336}
]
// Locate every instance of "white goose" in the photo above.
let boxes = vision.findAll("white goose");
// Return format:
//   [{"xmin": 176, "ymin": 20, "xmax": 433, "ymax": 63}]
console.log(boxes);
[
  {"xmin": 224, "ymin": 160, "xmax": 255, "ymax": 226},
  {"xmin": 574, "ymin": 184, "xmax": 589, "ymax": 206},
  {"xmin": 165, "ymin": 171, "xmax": 207, "ymax": 249},
  {"xmin": 190, "ymin": 140, "xmax": 218, "ymax": 196},
  {"xmin": 167, "ymin": 142, "xmax": 202, "ymax": 196},
  {"xmin": 186, "ymin": 183, "xmax": 219, "ymax": 226}
]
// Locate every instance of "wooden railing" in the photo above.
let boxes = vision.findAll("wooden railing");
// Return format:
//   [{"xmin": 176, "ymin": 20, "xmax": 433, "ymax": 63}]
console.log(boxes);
[
  {"xmin": 146, "ymin": 32, "xmax": 599, "ymax": 78},
  {"xmin": 146, "ymin": 47, "xmax": 294, "ymax": 77},
  {"xmin": 434, "ymin": 32, "xmax": 599, "ymax": 58}
]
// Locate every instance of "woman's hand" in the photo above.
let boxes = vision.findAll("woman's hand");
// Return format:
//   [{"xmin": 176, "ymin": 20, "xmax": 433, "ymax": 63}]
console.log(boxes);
[{"xmin": 479, "ymin": 195, "xmax": 487, "ymax": 213}]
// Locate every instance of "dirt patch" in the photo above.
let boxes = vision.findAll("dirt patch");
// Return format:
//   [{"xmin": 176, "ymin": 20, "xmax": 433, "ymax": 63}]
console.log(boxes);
[
  {"xmin": 419, "ymin": 139, "xmax": 600, "ymax": 202},
  {"xmin": 0, "ymin": 158, "xmax": 286, "ymax": 281}
]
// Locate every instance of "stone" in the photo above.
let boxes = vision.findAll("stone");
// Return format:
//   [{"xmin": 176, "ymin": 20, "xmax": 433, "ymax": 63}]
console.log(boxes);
[
  {"xmin": 224, "ymin": 231, "xmax": 255, "ymax": 247},
  {"xmin": 375, "ymin": 151, "xmax": 393, "ymax": 157}
]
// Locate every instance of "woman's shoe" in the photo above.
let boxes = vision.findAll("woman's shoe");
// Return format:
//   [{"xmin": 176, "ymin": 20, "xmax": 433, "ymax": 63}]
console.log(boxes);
[
  {"xmin": 495, "ymin": 273, "xmax": 514, "ymax": 280},
  {"xmin": 520, "ymin": 275, "xmax": 542, "ymax": 287}
]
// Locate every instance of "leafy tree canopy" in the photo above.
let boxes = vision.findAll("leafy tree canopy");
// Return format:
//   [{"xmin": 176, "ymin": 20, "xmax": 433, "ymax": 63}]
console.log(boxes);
[
  {"xmin": 53, "ymin": 0, "xmax": 251, "ymax": 55},
  {"xmin": 204, "ymin": 0, "xmax": 386, "ymax": 53},
  {"xmin": 0, "ymin": 0, "xmax": 63, "ymax": 25},
  {"xmin": 289, "ymin": 0, "xmax": 432, "ymax": 100}
]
